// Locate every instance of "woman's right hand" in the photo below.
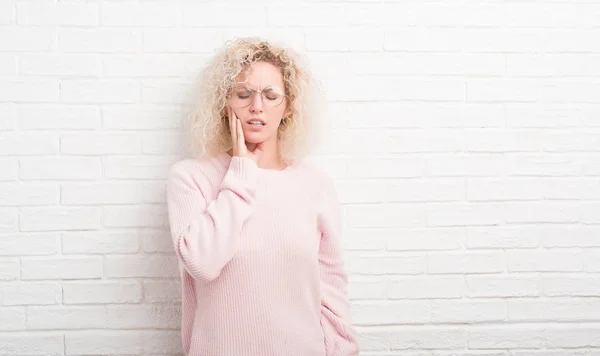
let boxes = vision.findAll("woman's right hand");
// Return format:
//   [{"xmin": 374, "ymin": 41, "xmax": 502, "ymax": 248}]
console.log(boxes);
[{"xmin": 228, "ymin": 106, "xmax": 263, "ymax": 162}]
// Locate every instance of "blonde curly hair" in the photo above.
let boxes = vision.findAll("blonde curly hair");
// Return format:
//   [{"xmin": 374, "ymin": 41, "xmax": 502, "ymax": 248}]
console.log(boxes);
[{"xmin": 185, "ymin": 37, "xmax": 326, "ymax": 164}]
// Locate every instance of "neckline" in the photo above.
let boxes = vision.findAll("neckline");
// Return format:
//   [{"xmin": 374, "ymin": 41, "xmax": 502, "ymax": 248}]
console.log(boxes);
[{"xmin": 218, "ymin": 151, "xmax": 297, "ymax": 174}]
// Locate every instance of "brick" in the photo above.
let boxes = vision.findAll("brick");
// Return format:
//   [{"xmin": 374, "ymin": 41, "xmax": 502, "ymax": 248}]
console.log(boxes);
[
  {"xmin": 0, "ymin": 258, "xmax": 20, "ymax": 280},
  {"xmin": 19, "ymin": 54, "xmax": 101, "ymax": 76},
  {"xmin": 268, "ymin": 4, "xmax": 384, "ymax": 27},
  {"xmin": 62, "ymin": 231, "xmax": 140, "ymax": 254},
  {"xmin": 106, "ymin": 304, "xmax": 180, "ymax": 328},
  {"xmin": 466, "ymin": 28, "xmax": 543, "ymax": 53},
  {"xmin": 0, "ymin": 233, "xmax": 60, "ymax": 256},
  {"xmin": 143, "ymin": 29, "xmax": 222, "ymax": 53},
  {"xmin": 307, "ymin": 29, "xmax": 383, "ymax": 52},
  {"xmin": 103, "ymin": 205, "xmax": 168, "ymax": 228},
  {"xmin": 221, "ymin": 29, "xmax": 305, "ymax": 52},
  {"xmin": 60, "ymin": 133, "xmax": 142, "ymax": 155},
  {"xmin": 17, "ymin": 2, "xmax": 98, "ymax": 26},
  {"xmin": 391, "ymin": 326, "xmax": 467, "ymax": 350},
  {"xmin": 0, "ymin": 183, "xmax": 58, "ymax": 206},
  {"xmin": 0, "ymin": 307, "xmax": 25, "ymax": 330},
  {"xmin": 27, "ymin": 306, "xmax": 106, "ymax": 329},
  {"xmin": 387, "ymin": 228, "xmax": 464, "ymax": 251},
  {"xmin": 428, "ymin": 252, "xmax": 505, "ymax": 274},
  {"xmin": 102, "ymin": 1, "xmax": 181, "ymax": 27},
  {"xmin": 143, "ymin": 280, "xmax": 181, "ymax": 303},
  {"xmin": 426, "ymin": 203, "xmax": 504, "ymax": 227},
  {"xmin": 102, "ymin": 54, "xmax": 207, "ymax": 78},
  {"xmin": 184, "ymin": 4, "xmax": 264, "ymax": 27},
  {"xmin": 20, "ymin": 157, "xmax": 101, "ymax": 180},
  {"xmin": 508, "ymin": 298, "xmax": 600, "ymax": 322},
  {"xmin": 0, "ymin": 133, "xmax": 58, "ymax": 156},
  {"xmin": 0, "ymin": 209, "xmax": 17, "ymax": 233},
  {"xmin": 0, "ymin": 2, "xmax": 14, "ymax": 24},
  {"xmin": 104, "ymin": 255, "xmax": 178, "ymax": 278},
  {"xmin": 467, "ymin": 226, "xmax": 539, "ymax": 249},
  {"xmin": 352, "ymin": 301, "xmax": 428, "ymax": 325},
  {"xmin": 585, "ymin": 249, "xmax": 600, "ymax": 272},
  {"xmin": 101, "ymin": 105, "xmax": 183, "ymax": 130},
  {"xmin": 63, "ymin": 280, "xmax": 142, "ymax": 304},
  {"xmin": 0, "ymin": 27, "xmax": 54, "ymax": 51},
  {"xmin": 334, "ymin": 179, "xmax": 388, "ymax": 203},
  {"xmin": 466, "ymin": 276, "xmax": 540, "ymax": 298},
  {"xmin": 385, "ymin": 28, "xmax": 464, "ymax": 52},
  {"xmin": 0, "ymin": 334, "xmax": 64, "ymax": 355},
  {"xmin": 543, "ymin": 81, "xmax": 600, "ymax": 104},
  {"xmin": 60, "ymin": 79, "xmax": 140, "ymax": 103},
  {"xmin": 103, "ymin": 155, "xmax": 179, "ymax": 180},
  {"xmin": 0, "ymin": 54, "xmax": 17, "ymax": 76},
  {"xmin": 141, "ymin": 330, "xmax": 181, "ymax": 355},
  {"xmin": 507, "ymin": 249, "xmax": 583, "ymax": 272},
  {"xmin": 65, "ymin": 330, "xmax": 143, "ymax": 355},
  {"xmin": 20, "ymin": 207, "xmax": 102, "ymax": 232},
  {"xmin": 543, "ymin": 131, "xmax": 600, "ymax": 152},
  {"xmin": 59, "ymin": 28, "xmax": 141, "ymax": 53},
  {"xmin": 504, "ymin": 202, "xmax": 579, "ymax": 223},
  {"xmin": 342, "ymin": 228, "xmax": 387, "ymax": 251},
  {"xmin": 505, "ymin": 153, "xmax": 587, "ymax": 176},
  {"xmin": 141, "ymin": 132, "xmax": 185, "ymax": 155},
  {"xmin": 431, "ymin": 300, "xmax": 506, "ymax": 323},
  {"xmin": 0, "ymin": 78, "xmax": 58, "ymax": 102},
  {"xmin": 467, "ymin": 79, "xmax": 540, "ymax": 102},
  {"xmin": 141, "ymin": 229, "xmax": 173, "ymax": 253},
  {"xmin": 345, "ymin": 253, "xmax": 426, "ymax": 275},
  {"xmin": 388, "ymin": 178, "xmax": 465, "ymax": 202},
  {"xmin": 346, "ymin": 204, "xmax": 426, "ymax": 228},
  {"xmin": 22, "ymin": 256, "xmax": 103, "ymax": 280},
  {"xmin": 325, "ymin": 77, "xmax": 465, "ymax": 102},
  {"xmin": 543, "ymin": 276, "xmax": 600, "ymax": 297},
  {"xmin": 0, "ymin": 103, "xmax": 17, "ymax": 131},
  {"xmin": 0, "ymin": 159, "xmax": 18, "ymax": 181},
  {"xmin": 354, "ymin": 328, "xmax": 391, "ymax": 352},
  {"xmin": 543, "ymin": 325, "xmax": 600, "ymax": 348},
  {"xmin": 18, "ymin": 104, "xmax": 101, "ymax": 130},
  {"xmin": 347, "ymin": 277, "xmax": 387, "ymax": 300},
  {"xmin": 427, "ymin": 154, "xmax": 505, "ymax": 177},
  {"xmin": 507, "ymin": 54, "xmax": 600, "ymax": 77},
  {"xmin": 469, "ymin": 325, "xmax": 544, "ymax": 349},
  {"xmin": 387, "ymin": 276, "xmax": 464, "ymax": 299},
  {"xmin": 141, "ymin": 79, "xmax": 191, "ymax": 104},
  {"xmin": 346, "ymin": 156, "xmax": 426, "ymax": 178},
  {"xmin": 466, "ymin": 129, "xmax": 546, "ymax": 153},
  {"xmin": 1, "ymin": 282, "xmax": 62, "ymax": 306}
]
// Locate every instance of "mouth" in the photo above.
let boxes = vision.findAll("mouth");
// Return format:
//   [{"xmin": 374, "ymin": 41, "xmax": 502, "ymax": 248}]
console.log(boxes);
[{"xmin": 246, "ymin": 118, "xmax": 266, "ymax": 126}]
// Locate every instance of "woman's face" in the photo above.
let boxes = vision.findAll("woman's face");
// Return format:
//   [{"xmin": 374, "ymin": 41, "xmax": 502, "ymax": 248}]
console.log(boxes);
[{"xmin": 227, "ymin": 61, "xmax": 287, "ymax": 145}]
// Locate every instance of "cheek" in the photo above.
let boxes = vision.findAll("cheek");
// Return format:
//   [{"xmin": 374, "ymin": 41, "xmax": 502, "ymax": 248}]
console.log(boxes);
[{"xmin": 267, "ymin": 106, "xmax": 286, "ymax": 124}]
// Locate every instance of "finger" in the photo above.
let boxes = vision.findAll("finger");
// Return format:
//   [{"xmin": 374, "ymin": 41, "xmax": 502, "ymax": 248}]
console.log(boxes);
[
  {"xmin": 229, "ymin": 107, "xmax": 236, "ymax": 142},
  {"xmin": 237, "ymin": 119, "xmax": 244, "ymax": 148}
]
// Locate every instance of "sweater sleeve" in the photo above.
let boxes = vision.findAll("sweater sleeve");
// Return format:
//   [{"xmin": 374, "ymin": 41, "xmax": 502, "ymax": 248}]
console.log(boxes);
[
  {"xmin": 166, "ymin": 156, "xmax": 259, "ymax": 282},
  {"xmin": 317, "ymin": 175, "xmax": 360, "ymax": 356}
]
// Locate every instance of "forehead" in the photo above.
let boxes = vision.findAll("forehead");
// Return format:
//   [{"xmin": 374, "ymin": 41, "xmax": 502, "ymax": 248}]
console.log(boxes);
[{"xmin": 235, "ymin": 61, "xmax": 284, "ymax": 89}]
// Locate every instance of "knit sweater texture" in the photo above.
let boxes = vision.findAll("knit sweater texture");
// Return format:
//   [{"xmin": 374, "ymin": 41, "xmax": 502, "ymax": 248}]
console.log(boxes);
[{"xmin": 166, "ymin": 151, "xmax": 360, "ymax": 356}]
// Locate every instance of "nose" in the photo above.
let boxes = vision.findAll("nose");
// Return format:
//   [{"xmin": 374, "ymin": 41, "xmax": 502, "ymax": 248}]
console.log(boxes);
[{"xmin": 250, "ymin": 92, "xmax": 264, "ymax": 113}]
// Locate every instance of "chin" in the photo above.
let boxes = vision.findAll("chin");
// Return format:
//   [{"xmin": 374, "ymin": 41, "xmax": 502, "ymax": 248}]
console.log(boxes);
[{"xmin": 243, "ymin": 132, "xmax": 270, "ymax": 144}]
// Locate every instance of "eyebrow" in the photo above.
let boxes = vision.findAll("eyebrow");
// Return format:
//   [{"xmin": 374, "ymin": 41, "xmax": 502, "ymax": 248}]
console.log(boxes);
[{"xmin": 234, "ymin": 85, "xmax": 284, "ymax": 94}]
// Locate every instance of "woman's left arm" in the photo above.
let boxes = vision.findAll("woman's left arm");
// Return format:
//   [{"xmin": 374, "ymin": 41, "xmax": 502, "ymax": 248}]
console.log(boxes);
[{"xmin": 318, "ymin": 175, "xmax": 360, "ymax": 356}]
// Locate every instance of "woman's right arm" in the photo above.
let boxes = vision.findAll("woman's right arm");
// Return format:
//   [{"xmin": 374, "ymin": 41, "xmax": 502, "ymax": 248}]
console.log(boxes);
[{"xmin": 166, "ymin": 156, "xmax": 259, "ymax": 282}]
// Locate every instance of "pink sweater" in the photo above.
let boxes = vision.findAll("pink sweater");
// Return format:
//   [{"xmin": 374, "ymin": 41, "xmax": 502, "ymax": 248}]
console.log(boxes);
[{"xmin": 166, "ymin": 152, "xmax": 360, "ymax": 356}]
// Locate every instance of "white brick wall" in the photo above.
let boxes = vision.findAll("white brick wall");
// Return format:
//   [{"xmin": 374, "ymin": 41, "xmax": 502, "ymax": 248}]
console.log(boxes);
[{"xmin": 0, "ymin": 1, "xmax": 599, "ymax": 355}]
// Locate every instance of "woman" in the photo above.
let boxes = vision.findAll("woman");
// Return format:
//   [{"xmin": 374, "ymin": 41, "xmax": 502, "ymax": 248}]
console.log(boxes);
[{"xmin": 166, "ymin": 37, "xmax": 359, "ymax": 356}]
